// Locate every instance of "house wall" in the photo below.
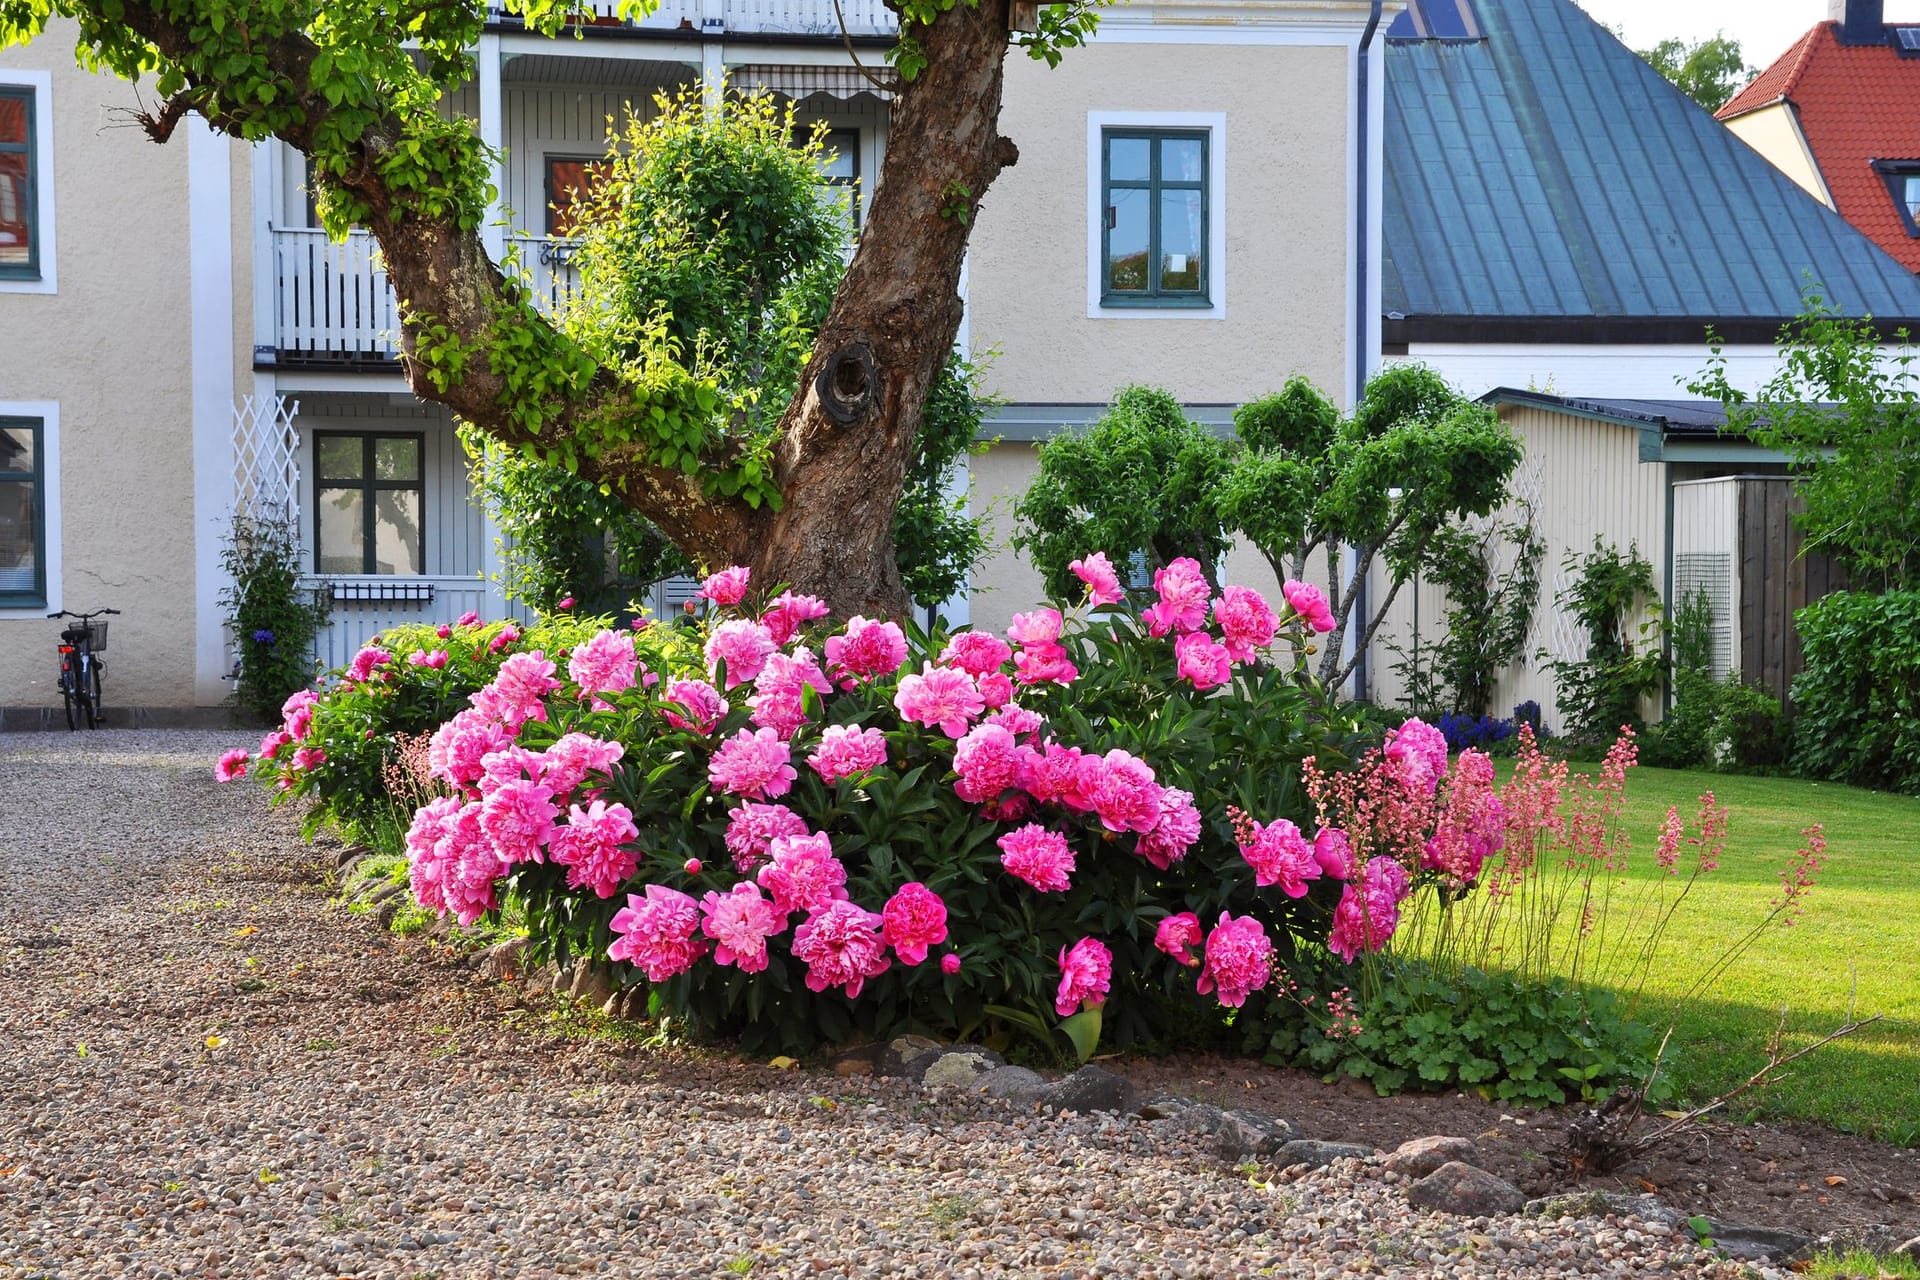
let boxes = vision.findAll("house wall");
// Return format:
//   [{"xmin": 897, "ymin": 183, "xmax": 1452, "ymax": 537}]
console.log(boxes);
[
  {"xmin": 1395, "ymin": 343, "xmax": 1790, "ymax": 402},
  {"xmin": 0, "ymin": 23, "xmax": 214, "ymax": 713},
  {"xmin": 1363, "ymin": 405, "xmax": 1668, "ymax": 732},
  {"xmin": 1723, "ymin": 103, "xmax": 1833, "ymax": 210},
  {"xmin": 969, "ymin": 40, "xmax": 1353, "ymax": 405}
]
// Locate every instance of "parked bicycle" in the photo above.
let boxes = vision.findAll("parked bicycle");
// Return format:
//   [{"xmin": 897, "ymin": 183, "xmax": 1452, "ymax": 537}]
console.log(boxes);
[{"xmin": 48, "ymin": 607, "xmax": 118, "ymax": 730}]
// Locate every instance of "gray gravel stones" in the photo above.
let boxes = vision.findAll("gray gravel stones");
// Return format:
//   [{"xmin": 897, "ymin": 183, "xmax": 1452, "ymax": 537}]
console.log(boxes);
[
  {"xmin": 1529, "ymin": 1190, "xmax": 1687, "ymax": 1230},
  {"xmin": 1383, "ymin": 1134, "xmax": 1481, "ymax": 1179},
  {"xmin": 0, "ymin": 731, "xmax": 1780, "ymax": 1279},
  {"xmin": 1407, "ymin": 1161, "xmax": 1529, "ymax": 1216},
  {"xmin": 1277, "ymin": 1138, "xmax": 1377, "ymax": 1169}
]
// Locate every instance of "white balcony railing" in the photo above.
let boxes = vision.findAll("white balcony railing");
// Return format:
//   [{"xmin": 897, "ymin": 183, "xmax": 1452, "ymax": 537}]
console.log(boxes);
[
  {"xmin": 272, "ymin": 227, "xmax": 581, "ymax": 360},
  {"xmin": 499, "ymin": 0, "xmax": 896, "ymax": 35},
  {"xmin": 304, "ymin": 576, "xmax": 532, "ymax": 671}
]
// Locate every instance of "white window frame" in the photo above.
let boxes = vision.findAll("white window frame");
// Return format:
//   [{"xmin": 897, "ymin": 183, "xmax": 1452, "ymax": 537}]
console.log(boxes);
[
  {"xmin": 0, "ymin": 400, "xmax": 61, "ymax": 618},
  {"xmin": 1086, "ymin": 110, "xmax": 1226, "ymax": 320},
  {"xmin": 0, "ymin": 70, "xmax": 56, "ymax": 295}
]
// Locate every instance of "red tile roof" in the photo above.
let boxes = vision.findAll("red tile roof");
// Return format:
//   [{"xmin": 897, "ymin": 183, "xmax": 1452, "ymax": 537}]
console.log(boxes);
[{"xmin": 1718, "ymin": 22, "xmax": 1920, "ymax": 272}]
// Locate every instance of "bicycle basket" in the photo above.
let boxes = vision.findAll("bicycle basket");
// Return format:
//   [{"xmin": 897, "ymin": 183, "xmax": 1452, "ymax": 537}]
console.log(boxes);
[{"xmin": 61, "ymin": 620, "xmax": 107, "ymax": 652}]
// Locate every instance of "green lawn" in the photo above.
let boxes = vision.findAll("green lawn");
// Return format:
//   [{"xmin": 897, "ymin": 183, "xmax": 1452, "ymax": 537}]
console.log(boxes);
[{"xmin": 1524, "ymin": 765, "xmax": 1920, "ymax": 1141}]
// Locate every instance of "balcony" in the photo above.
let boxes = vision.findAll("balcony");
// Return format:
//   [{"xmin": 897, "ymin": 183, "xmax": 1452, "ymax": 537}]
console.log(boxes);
[
  {"xmin": 270, "ymin": 227, "xmax": 580, "ymax": 364},
  {"xmin": 490, "ymin": 0, "xmax": 898, "ymax": 37}
]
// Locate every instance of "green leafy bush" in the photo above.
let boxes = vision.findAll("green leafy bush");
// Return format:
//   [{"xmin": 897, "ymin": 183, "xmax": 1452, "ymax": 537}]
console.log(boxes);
[
  {"xmin": 219, "ymin": 516, "xmax": 330, "ymax": 722},
  {"xmin": 1712, "ymin": 681, "xmax": 1792, "ymax": 773},
  {"xmin": 1551, "ymin": 540, "xmax": 1663, "ymax": 744},
  {"xmin": 1643, "ymin": 585, "xmax": 1718, "ymax": 769},
  {"xmin": 1793, "ymin": 590, "xmax": 1920, "ymax": 793}
]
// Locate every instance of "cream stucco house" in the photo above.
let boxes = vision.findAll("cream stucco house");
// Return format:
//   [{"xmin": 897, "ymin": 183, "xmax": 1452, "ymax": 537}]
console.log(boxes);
[{"xmin": 0, "ymin": 0, "xmax": 1394, "ymax": 722}]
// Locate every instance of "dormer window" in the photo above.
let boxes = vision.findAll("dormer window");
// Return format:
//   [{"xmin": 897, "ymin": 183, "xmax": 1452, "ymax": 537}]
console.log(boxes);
[{"xmin": 1873, "ymin": 160, "xmax": 1920, "ymax": 236}]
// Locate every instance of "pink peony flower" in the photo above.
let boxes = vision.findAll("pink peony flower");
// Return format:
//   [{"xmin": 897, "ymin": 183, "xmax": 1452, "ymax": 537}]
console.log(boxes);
[
  {"xmin": 792, "ymin": 900, "xmax": 891, "ymax": 998},
  {"xmin": 456, "ymin": 610, "xmax": 481, "ymax": 627},
  {"xmin": 825, "ymin": 616, "xmax": 909, "ymax": 682},
  {"xmin": 705, "ymin": 620, "xmax": 777, "ymax": 690},
  {"xmin": 556, "ymin": 596, "xmax": 575, "ymax": 610},
  {"xmin": 547, "ymin": 799, "xmax": 640, "ymax": 898},
  {"xmin": 763, "ymin": 591, "xmax": 831, "ymax": 646},
  {"xmin": 488, "ymin": 625, "xmax": 521, "ymax": 654},
  {"xmin": 724, "ymin": 802, "xmax": 809, "ymax": 872},
  {"xmin": 345, "ymin": 645, "xmax": 393, "ymax": 682},
  {"xmin": 404, "ymin": 795, "xmax": 463, "ymax": 914},
  {"xmin": 281, "ymin": 689, "xmax": 319, "ymax": 740},
  {"xmin": 479, "ymin": 744, "xmax": 546, "ymax": 789},
  {"xmin": 257, "ymin": 729, "xmax": 291, "ymax": 760},
  {"xmin": 568, "ymin": 629, "xmax": 640, "ymax": 699},
  {"xmin": 1070, "ymin": 551, "xmax": 1126, "ymax": 607},
  {"xmin": 1012, "ymin": 643, "xmax": 1079, "ymax": 687},
  {"xmin": 471, "ymin": 651, "xmax": 561, "ymax": 729},
  {"xmin": 1006, "ymin": 608, "xmax": 1064, "ymax": 649},
  {"xmin": 880, "ymin": 882, "xmax": 949, "ymax": 965},
  {"xmin": 976, "ymin": 670, "xmax": 1015, "ymax": 709},
  {"xmin": 1055, "ymin": 937, "xmax": 1112, "ymax": 1016},
  {"xmin": 748, "ymin": 649, "xmax": 833, "ymax": 740},
  {"xmin": 436, "ymin": 624, "xmax": 453, "ymax": 639},
  {"xmin": 1089, "ymin": 749, "xmax": 1164, "ymax": 834},
  {"xmin": 708, "ymin": 727, "xmax": 797, "ymax": 800},
  {"xmin": 1174, "ymin": 631, "xmax": 1233, "ymax": 691},
  {"xmin": 1237, "ymin": 815, "xmax": 1321, "ymax": 898},
  {"xmin": 1282, "ymin": 579, "xmax": 1337, "ymax": 633},
  {"xmin": 807, "ymin": 724, "xmax": 889, "ymax": 784},
  {"xmin": 1214, "ymin": 585, "xmax": 1278, "ymax": 662},
  {"xmin": 939, "ymin": 631, "xmax": 1013, "ymax": 677},
  {"xmin": 1328, "ymin": 856, "xmax": 1413, "ymax": 963},
  {"xmin": 291, "ymin": 746, "xmax": 327, "ymax": 772},
  {"xmin": 894, "ymin": 663, "xmax": 986, "ymax": 739},
  {"xmin": 1024, "ymin": 742, "xmax": 1094, "ymax": 812},
  {"xmin": 700, "ymin": 881, "xmax": 783, "ymax": 973},
  {"xmin": 478, "ymin": 777, "xmax": 559, "ymax": 865},
  {"xmin": 952, "ymin": 722, "xmax": 1027, "ymax": 805},
  {"xmin": 439, "ymin": 801, "xmax": 509, "ymax": 926},
  {"xmin": 1385, "ymin": 717, "xmax": 1450, "ymax": 794},
  {"xmin": 757, "ymin": 832, "xmax": 849, "ymax": 918},
  {"xmin": 997, "ymin": 824, "xmax": 1076, "ymax": 893},
  {"xmin": 984, "ymin": 703, "xmax": 1045, "ymax": 739},
  {"xmin": 214, "ymin": 748, "xmax": 249, "ymax": 782},
  {"xmin": 407, "ymin": 648, "xmax": 450, "ymax": 669},
  {"xmin": 662, "ymin": 678, "xmax": 728, "ymax": 735},
  {"xmin": 941, "ymin": 953, "xmax": 963, "ymax": 976},
  {"xmin": 1196, "ymin": 912, "xmax": 1273, "ymax": 1007},
  {"xmin": 1137, "ymin": 787, "xmax": 1202, "ymax": 869},
  {"xmin": 1312, "ymin": 826, "xmax": 1355, "ymax": 880},
  {"xmin": 428, "ymin": 708, "xmax": 515, "ymax": 789},
  {"xmin": 698, "ymin": 565, "xmax": 752, "ymax": 607},
  {"xmin": 608, "ymin": 884, "xmax": 708, "ymax": 981},
  {"xmin": 1142, "ymin": 558, "xmax": 1212, "ymax": 637},
  {"xmin": 1154, "ymin": 912, "xmax": 1204, "ymax": 967},
  {"xmin": 539, "ymin": 732, "xmax": 626, "ymax": 795}
]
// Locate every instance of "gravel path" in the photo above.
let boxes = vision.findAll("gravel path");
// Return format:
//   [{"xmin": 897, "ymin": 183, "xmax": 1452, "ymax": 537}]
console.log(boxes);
[{"xmin": 0, "ymin": 730, "xmax": 1776, "ymax": 1280}]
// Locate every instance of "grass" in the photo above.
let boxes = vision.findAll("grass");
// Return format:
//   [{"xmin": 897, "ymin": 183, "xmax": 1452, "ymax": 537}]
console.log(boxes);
[
  {"xmin": 1490, "ymin": 764, "xmax": 1920, "ymax": 1140},
  {"xmin": 1803, "ymin": 1247, "xmax": 1920, "ymax": 1280}
]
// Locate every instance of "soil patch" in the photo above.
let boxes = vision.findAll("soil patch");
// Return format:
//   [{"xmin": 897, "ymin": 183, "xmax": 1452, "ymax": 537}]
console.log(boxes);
[{"xmin": 1118, "ymin": 1051, "xmax": 1920, "ymax": 1245}]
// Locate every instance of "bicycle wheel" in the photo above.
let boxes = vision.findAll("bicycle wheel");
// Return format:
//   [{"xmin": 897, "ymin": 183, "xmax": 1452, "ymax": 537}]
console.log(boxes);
[
  {"xmin": 60, "ymin": 663, "xmax": 78, "ymax": 731},
  {"xmin": 86, "ymin": 658, "xmax": 104, "ymax": 729}
]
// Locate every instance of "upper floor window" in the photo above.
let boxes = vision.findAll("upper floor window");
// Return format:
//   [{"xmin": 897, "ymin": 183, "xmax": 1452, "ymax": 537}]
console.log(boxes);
[
  {"xmin": 0, "ymin": 417, "xmax": 46, "ymax": 607},
  {"xmin": 1874, "ymin": 160, "xmax": 1920, "ymax": 236},
  {"xmin": 1101, "ymin": 129, "xmax": 1209, "ymax": 306},
  {"xmin": 0, "ymin": 86, "xmax": 40, "ymax": 281},
  {"xmin": 314, "ymin": 432, "xmax": 425, "ymax": 575},
  {"xmin": 796, "ymin": 126, "xmax": 861, "ymax": 231},
  {"xmin": 547, "ymin": 155, "xmax": 613, "ymax": 238}
]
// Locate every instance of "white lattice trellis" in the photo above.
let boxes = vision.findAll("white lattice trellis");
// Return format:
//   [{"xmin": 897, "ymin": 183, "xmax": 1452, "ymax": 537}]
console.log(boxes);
[{"xmin": 233, "ymin": 394, "xmax": 301, "ymax": 525}]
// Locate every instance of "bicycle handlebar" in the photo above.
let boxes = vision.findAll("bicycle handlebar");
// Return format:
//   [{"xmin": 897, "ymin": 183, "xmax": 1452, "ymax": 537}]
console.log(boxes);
[{"xmin": 47, "ymin": 608, "xmax": 119, "ymax": 620}]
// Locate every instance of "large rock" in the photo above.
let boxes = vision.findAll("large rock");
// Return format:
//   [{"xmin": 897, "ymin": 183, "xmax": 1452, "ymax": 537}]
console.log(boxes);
[
  {"xmin": 1699, "ymin": 1221, "xmax": 1814, "ymax": 1263},
  {"xmin": 1383, "ymin": 1135, "xmax": 1481, "ymax": 1179},
  {"xmin": 879, "ymin": 1035, "xmax": 943, "ymax": 1077},
  {"xmin": 1895, "ymin": 1236, "xmax": 1920, "ymax": 1261},
  {"xmin": 1275, "ymin": 1139, "xmax": 1376, "ymax": 1170},
  {"xmin": 1525, "ymin": 1191, "xmax": 1684, "ymax": 1230},
  {"xmin": 918, "ymin": 1048, "xmax": 1004, "ymax": 1091},
  {"xmin": 977, "ymin": 1065, "xmax": 1050, "ymax": 1104},
  {"xmin": 1038, "ymin": 1065, "xmax": 1136, "ymax": 1114},
  {"xmin": 1405, "ymin": 1162, "xmax": 1527, "ymax": 1217},
  {"xmin": 1214, "ymin": 1109, "xmax": 1298, "ymax": 1162}
]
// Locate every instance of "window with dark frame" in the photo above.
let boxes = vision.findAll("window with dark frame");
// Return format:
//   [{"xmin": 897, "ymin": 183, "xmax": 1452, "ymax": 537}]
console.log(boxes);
[
  {"xmin": 0, "ymin": 417, "xmax": 45, "ymax": 606},
  {"xmin": 546, "ymin": 156, "xmax": 614, "ymax": 238},
  {"xmin": 1101, "ymin": 129, "xmax": 1210, "ymax": 307},
  {"xmin": 793, "ymin": 126, "xmax": 861, "ymax": 231},
  {"xmin": 0, "ymin": 87, "xmax": 38, "ymax": 279},
  {"xmin": 1874, "ymin": 160, "xmax": 1920, "ymax": 236},
  {"xmin": 313, "ymin": 432, "xmax": 426, "ymax": 576}
]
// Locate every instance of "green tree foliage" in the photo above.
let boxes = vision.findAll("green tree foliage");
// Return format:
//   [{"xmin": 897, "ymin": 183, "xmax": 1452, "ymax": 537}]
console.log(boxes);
[
  {"xmin": 1637, "ymin": 33, "xmax": 1752, "ymax": 113},
  {"xmin": 1419, "ymin": 507, "xmax": 1543, "ymax": 717},
  {"xmin": 1012, "ymin": 386, "xmax": 1234, "ymax": 600},
  {"xmin": 219, "ymin": 516, "xmax": 329, "ymax": 720},
  {"xmin": 1219, "ymin": 365, "xmax": 1524, "ymax": 686},
  {"xmin": 466, "ymin": 96, "xmax": 985, "ymax": 613},
  {"xmin": 1691, "ymin": 294, "xmax": 1920, "ymax": 592}
]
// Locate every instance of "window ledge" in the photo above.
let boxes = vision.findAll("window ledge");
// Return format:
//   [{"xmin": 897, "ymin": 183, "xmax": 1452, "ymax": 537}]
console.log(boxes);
[{"xmin": 1089, "ymin": 299, "xmax": 1227, "ymax": 320}]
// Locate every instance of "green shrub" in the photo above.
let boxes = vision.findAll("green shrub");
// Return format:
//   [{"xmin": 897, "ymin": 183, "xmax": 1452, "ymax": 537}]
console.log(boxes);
[
  {"xmin": 220, "ymin": 516, "xmax": 330, "ymax": 722},
  {"xmin": 1792, "ymin": 590, "xmax": 1920, "ymax": 792},
  {"xmin": 1712, "ymin": 681, "xmax": 1792, "ymax": 772},
  {"xmin": 1551, "ymin": 540, "xmax": 1663, "ymax": 744}
]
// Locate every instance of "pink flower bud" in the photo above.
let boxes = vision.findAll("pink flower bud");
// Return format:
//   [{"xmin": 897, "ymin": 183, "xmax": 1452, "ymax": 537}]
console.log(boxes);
[
  {"xmin": 941, "ymin": 953, "xmax": 962, "ymax": 975},
  {"xmin": 684, "ymin": 858, "xmax": 703, "ymax": 876},
  {"xmin": 558, "ymin": 596, "xmax": 575, "ymax": 610}
]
